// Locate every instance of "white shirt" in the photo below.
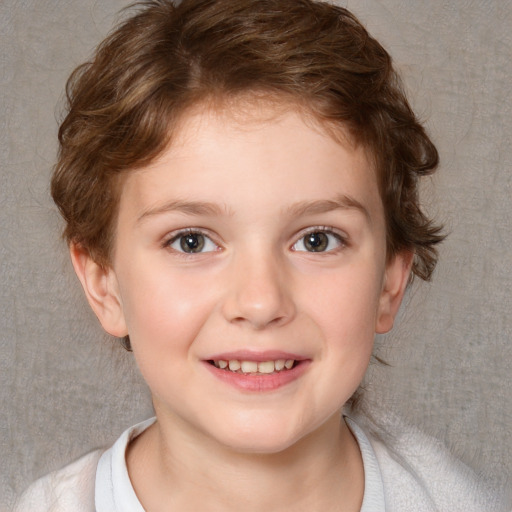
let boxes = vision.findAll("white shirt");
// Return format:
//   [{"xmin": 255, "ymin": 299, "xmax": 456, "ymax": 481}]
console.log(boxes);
[
  {"xmin": 91, "ymin": 417, "xmax": 385, "ymax": 511},
  {"xmin": 15, "ymin": 415, "xmax": 508, "ymax": 511}
]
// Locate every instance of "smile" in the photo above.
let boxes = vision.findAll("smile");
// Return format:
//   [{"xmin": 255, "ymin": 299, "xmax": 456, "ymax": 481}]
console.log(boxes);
[
  {"xmin": 209, "ymin": 359, "xmax": 296, "ymax": 374},
  {"xmin": 204, "ymin": 355, "xmax": 310, "ymax": 392}
]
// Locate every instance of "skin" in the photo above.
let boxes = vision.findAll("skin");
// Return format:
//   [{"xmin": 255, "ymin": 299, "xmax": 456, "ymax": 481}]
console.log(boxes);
[{"xmin": 71, "ymin": 102, "xmax": 412, "ymax": 511}]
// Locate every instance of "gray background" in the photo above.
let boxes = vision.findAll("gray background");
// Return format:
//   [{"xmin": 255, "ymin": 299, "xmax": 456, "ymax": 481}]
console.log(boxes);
[{"xmin": 1, "ymin": 0, "xmax": 511, "ymax": 507}]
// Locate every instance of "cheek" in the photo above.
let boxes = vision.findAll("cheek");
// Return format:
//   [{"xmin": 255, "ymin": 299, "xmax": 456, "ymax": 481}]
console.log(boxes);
[
  {"xmin": 302, "ymin": 266, "xmax": 383, "ymax": 339},
  {"xmin": 118, "ymin": 269, "xmax": 222, "ymax": 397},
  {"xmin": 118, "ymin": 267, "xmax": 219, "ymax": 354},
  {"xmin": 300, "ymin": 264, "xmax": 383, "ymax": 393},
  {"xmin": 310, "ymin": 271, "xmax": 381, "ymax": 398}
]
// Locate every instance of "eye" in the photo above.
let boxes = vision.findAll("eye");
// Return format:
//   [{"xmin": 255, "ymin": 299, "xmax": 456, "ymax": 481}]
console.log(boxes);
[
  {"xmin": 292, "ymin": 229, "xmax": 345, "ymax": 253},
  {"xmin": 167, "ymin": 231, "xmax": 218, "ymax": 254}
]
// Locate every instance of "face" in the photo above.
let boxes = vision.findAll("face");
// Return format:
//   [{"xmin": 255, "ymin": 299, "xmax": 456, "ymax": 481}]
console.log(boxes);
[{"xmin": 74, "ymin": 103, "xmax": 410, "ymax": 454}]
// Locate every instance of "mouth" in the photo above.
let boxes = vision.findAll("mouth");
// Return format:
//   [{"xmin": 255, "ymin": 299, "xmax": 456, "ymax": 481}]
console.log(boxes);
[
  {"xmin": 204, "ymin": 352, "xmax": 310, "ymax": 391},
  {"xmin": 207, "ymin": 358, "xmax": 298, "ymax": 375}
]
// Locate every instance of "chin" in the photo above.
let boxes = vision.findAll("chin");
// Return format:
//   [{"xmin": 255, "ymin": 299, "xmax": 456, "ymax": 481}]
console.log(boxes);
[
  {"xmin": 222, "ymin": 433, "xmax": 300, "ymax": 455},
  {"xmin": 207, "ymin": 414, "xmax": 314, "ymax": 455}
]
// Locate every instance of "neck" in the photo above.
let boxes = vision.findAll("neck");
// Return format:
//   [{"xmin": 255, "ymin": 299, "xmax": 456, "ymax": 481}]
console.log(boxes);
[{"xmin": 127, "ymin": 411, "xmax": 364, "ymax": 512}]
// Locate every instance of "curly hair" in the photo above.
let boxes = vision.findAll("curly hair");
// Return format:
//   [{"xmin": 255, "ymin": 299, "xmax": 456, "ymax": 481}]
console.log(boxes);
[{"xmin": 52, "ymin": 0, "xmax": 444, "ymax": 279}]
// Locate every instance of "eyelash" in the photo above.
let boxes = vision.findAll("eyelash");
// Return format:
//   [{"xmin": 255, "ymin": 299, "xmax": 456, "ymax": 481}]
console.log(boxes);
[
  {"xmin": 162, "ymin": 226, "xmax": 348, "ymax": 256},
  {"xmin": 291, "ymin": 226, "xmax": 348, "ymax": 254},
  {"xmin": 162, "ymin": 229, "xmax": 221, "ymax": 256}
]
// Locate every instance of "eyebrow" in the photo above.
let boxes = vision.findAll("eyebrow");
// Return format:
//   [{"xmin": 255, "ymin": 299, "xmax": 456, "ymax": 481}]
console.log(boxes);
[
  {"xmin": 137, "ymin": 200, "xmax": 229, "ymax": 223},
  {"xmin": 284, "ymin": 194, "xmax": 371, "ymax": 223},
  {"xmin": 136, "ymin": 194, "xmax": 370, "ymax": 223}
]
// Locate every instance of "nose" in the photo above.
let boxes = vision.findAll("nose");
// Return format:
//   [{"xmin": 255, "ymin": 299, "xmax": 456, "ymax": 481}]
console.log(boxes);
[{"xmin": 221, "ymin": 250, "xmax": 296, "ymax": 330}]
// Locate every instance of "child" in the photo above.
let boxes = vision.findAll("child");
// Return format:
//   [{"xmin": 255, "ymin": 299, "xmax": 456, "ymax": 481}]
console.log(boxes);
[{"xmin": 15, "ymin": 0, "xmax": 507, "ymax": 510}]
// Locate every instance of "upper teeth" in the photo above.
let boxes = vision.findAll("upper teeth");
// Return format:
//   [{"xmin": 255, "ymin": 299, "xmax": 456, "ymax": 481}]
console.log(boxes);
[{"xmin": 214, "ymin": 359, "xmax": 295, "ymax": 374}]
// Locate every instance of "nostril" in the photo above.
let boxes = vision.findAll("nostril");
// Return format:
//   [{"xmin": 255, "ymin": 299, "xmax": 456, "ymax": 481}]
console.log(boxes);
[{"xmin": 230, "ymin": 314, "xmax": 287, "ymax": 330}]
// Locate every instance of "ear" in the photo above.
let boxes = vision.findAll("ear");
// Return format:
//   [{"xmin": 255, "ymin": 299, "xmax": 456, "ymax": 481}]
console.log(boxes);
[
  {"xmin": 375, "ymin": 250, "xmax": 413, "ymax": 334},
  {"xmin": 69, "ymin": 244, "xmax": 128, "ymax": 337}
]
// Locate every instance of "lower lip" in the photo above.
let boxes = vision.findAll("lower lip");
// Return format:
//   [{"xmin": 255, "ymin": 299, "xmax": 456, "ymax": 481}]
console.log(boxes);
[{"xmin": 203, "ymin": 361, "xmax": 311, "ymax": 392}]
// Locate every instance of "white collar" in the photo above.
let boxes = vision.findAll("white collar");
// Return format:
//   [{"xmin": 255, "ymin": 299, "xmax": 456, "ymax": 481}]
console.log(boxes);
[
  {"xmin": 95, "ymin": 416, "xmax": 385, "ymax": 511},
  {"xmin": 345, "ymin": 416, "xmax": 386, "ymax": 512}
]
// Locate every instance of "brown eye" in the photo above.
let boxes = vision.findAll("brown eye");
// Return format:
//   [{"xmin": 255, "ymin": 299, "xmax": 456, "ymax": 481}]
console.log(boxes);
[
  {"xmin": 304, "ymin": 232, "xmax": 329, "ymax": 252},
  {"xmin": 292, "ymin": 230, "xmax": 344, "ymax": 253},
  {"xmin": 180, "ymin": 233, "xmax": 205, "ymax": 253},
  {"xmin": 167, "ymin": 231, "xmax": 218, "ymax": 254}
]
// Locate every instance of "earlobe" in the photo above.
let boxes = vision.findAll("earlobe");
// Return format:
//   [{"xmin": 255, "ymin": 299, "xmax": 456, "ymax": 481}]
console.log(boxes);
[
  {"xmin": 375, "ymin": 251, "xmax": 413, "ymax": 334},
  {"xmin": 69, "ymin": 244, "xmax": 128, "ymax": 337}
]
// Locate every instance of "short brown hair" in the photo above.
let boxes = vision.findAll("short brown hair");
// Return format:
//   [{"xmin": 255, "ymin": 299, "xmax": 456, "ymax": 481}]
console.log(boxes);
[{"xmin": 52, "ymin": 0, "xmax": 444, "ymax": 279}]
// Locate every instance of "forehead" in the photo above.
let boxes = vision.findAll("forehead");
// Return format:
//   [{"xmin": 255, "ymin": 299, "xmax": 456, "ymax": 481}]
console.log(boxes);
[
  {"xmin": 173, "ymin": 96, "xmax": 362, "ymax": 153},
  {"xmin": 118, "ymin": 100, "xmax": 382, "ymax": 226}
]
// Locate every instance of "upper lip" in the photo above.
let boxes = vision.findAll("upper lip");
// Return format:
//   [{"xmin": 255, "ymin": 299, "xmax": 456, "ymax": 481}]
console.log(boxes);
[{"xmin": 205, "ymin": 350, "xmax": 307, "ymax": 362}]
